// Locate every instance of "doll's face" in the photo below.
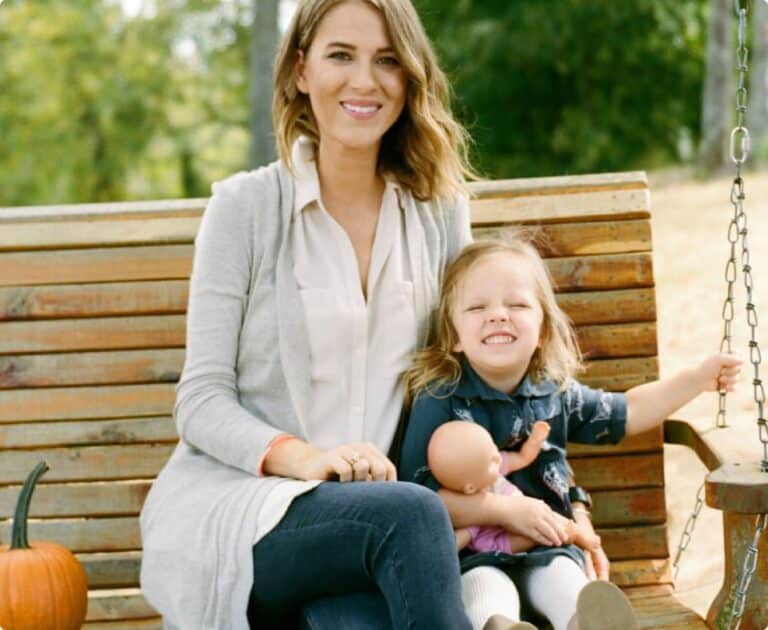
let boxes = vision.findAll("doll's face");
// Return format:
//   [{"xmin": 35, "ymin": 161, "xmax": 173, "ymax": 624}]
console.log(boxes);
[{"xmin": 428, "ymin": 421, "xmax": 502, "ymax": 494}]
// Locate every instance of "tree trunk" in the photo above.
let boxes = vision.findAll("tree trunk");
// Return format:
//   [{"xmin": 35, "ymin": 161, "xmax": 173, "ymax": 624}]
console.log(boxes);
[
  {"xmin": 249, "ymin": 0, "xmax": 280, "ymax": 169},
  {"xmin": 699, "ymin": 0, "xmax": 733, "ymax": 172},
  {"xmin": 750, "ymin": 0, "xmax": 768, "ymax": 162}
]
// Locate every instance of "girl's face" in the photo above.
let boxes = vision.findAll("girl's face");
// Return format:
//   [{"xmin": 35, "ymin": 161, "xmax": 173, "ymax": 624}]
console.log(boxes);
[
  {"xmin": 450, "ymin": 252, "xmax": 544, "ymax": 394},
  {"xmin": 296, "ymin": 0, "xmax": 407, "ymax": 156}
]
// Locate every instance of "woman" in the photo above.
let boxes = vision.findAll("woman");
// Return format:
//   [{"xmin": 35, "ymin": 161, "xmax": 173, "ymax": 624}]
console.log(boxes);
[{"xmin": 140, "ymin": 1, "xmax": 593, "ymax": 628}]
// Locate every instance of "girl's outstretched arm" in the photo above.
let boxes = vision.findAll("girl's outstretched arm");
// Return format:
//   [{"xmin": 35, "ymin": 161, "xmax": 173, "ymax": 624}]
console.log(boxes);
[{"xmin": 625, "ymin": 352, "xmax": 742, "ymax": 436}]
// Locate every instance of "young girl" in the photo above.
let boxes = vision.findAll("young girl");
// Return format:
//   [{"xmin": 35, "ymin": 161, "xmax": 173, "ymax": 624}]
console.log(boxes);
[{"xmin": 400, "ymin": 237, "xmax": 743, "ymax": 630}]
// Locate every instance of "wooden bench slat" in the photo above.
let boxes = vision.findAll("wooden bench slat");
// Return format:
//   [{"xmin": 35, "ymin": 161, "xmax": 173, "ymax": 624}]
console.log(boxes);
[
  {"xmin": 581, "ymin": 356, "xmax": 659, "ymax": 391},
  {"xmin": 0, "ymin": 350, "xmax": 184, "ymax": 389},
  {"xmin": 625, "ymin": 586, "xmax": 707, "ymax": 629},
  {"xmin": 559, "ymin": 288, "xmax": 656, "ymax": 326},
  {"xmin": 79, "ymin": 551, "xmax": 142, "ymax": 588},
  {"xmin": 473, "ymin": 219, "xmax": 651, "ymax": 257},
  {"xmin": 570, "ymin": 452, "xmax": 664, "ymax": 490},
  {"xmin": 610, "ymin": 558, "xmax": 671, "ymax": 587},
  {"xmin": 569, "ymin": 427, "xmax": 662, "ymax": 457},
  {"xmin": 0, "ymin": 315, "xmax": 186, "ymax": 354},
  {"xmin": 0, "ymin": 245, "xmax": 194, "ymax": 287},
  {"xmin": 86, "ymin": 589, "xmax": 158, "ymax": 622},
  {"xmin": 0, "ymin": 384, "xmax": 176, "ymax": 423},
  {"xmin": 468, "ymin": 171, "xmax": 648, "ymax": 198},
  {"xmin": 0, "ymin": 217, "xmax": 198, "ymax": 252},
  {"xmin": 0, "ymin": 480, "xmax": 153, "ymax": 518},
  {"xmin": 470, "ymin": 188, "xmax": 650, "ymax": 225},
  {"xmin": 0, "ymin": 444, "xmax": 175, "ymax": 482},
  {"xmin": 0, "ymin": 281, "xmax": 189, "ymax": 321},
  {"xmin": 592, "ymin": 487, "xmax": 666, "ymax": 527},
  {"xmin": 82, "ymin": 618, "xmax": 162, "ymax": 629},
  {"xmin": 0, "ymin": 315, "xmax": 651, "ymax": 358},
  {"xmin": 599, "ymin": 524, "xmax": 668, "ymax": 561},
  {"xmin": 547, "ymin": 252, "xmax": 654, "ymax": 291},
  {"xmin": 0, "ymin": 516, "xmax": 140, "ymax": 553},
  {"xmin": 0, "ymin": 416, "xmax": 176, "ymax": 449}
]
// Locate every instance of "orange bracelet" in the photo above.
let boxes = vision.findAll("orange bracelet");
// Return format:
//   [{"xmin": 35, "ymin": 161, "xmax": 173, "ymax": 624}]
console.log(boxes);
[{"xmin": 258, "ymin": 433, "xmax": 297, "ymax": 476}]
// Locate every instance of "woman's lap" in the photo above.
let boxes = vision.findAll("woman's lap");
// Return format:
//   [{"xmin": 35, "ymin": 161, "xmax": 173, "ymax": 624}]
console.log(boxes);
[{"xmin": 248, "ymin": 480, "xmax": 471, "ymax": 630}]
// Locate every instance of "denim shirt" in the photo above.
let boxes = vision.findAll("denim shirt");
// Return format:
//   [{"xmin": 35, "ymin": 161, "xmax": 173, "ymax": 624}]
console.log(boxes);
[{"xmin": 401, "ymin": 360, "xmax": 627, "ymax": 516}]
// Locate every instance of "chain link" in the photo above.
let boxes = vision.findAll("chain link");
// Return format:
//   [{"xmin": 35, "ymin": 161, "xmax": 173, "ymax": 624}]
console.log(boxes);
[
  {"xmin": 672, "ymin": 483, "xmax": 705, "ymax": 580},
  {"xmin": 727, "ymin": 513, "xmax": 768, "ymax": 630}
]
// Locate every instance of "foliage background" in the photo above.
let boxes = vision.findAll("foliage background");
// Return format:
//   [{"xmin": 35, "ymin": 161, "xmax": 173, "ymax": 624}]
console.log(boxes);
[{"xmin": 0, "ymin": 0, "xmax": 735, "ymax": 205}]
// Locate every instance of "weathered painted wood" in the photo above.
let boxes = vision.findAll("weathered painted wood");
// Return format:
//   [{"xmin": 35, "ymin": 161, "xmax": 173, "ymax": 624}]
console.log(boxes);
[
  {"xmin": 0, "ymin": 245, "xmax": 193, "ymax": 286},
  {"xmin": 0, "ymin": 350, "xmax": 184, "ymax": 388},
  {"xmin": 0, "ymin": 281, "xmax": 188, "ymax": 321},
  {"xmin": 626, "ymin": 585, "xmax": 708, "ymax": 629},
  {"xmin": 0, "ymin": 443, "xmax": 175, "ymax": 482},
  {"xmin": 86, "ymin": 589, "xmax": 158, "ymax": 622},
  {"xmin": 473, "ymin": 219, "xmax": 652, "ymax": 257},
  {"xmin": 546, "ymin": 253, "xmax": 654, "ymax": 291},
  {"xmin": 0, "ymin": 383, "xmax": 176, "ymax": 423},
  {"xmin": 598, "ymin": 524, "xmax": 669, "ymax": 561},
  {"xmin": 610, "ymin": 558, "xmax": 672, "ymax": 587},
  {"xmin": 575, "ymin": 321, "xmax": 658, "ymax": 358},
  {"xmin": 581, "ymin": 356, "xmax": 659, "ymax": 391},
  {"xmin": 470, "ymin": 188, "xmax": 650, "ymax": 225},
  {"xmin": 569, "ymin": 452, "xmax": 665, "ymax": 490},
  {"xmin": 82, "ymin": 618, "xmax": 163, "ymax": 629},
  {"xmin": 0, "ymin": 315, "xmax": 186, "ymax": 354},
  {"xmin": 78, "ymin": 551, "xmax": 142, "ymax": 588},
  {"xmin": 0, "ymin": 198, "xmax": 206, "ymax": 222},
  {"xmin": 468, "ymin": 171, "xmax": 648, "ymax": 198},
  {"xmin": 590, "ymin": 487, "xmax": 666, "ymax": 527},
  {"xmin": 558, "ymin": 288, "xmax": 656, "ymax": 326},
  {"xmin": 568, "ymin": 427, "xmax": 662, "ymax": 457},
  {"xmin": 0, "ymin": 480, "xmax": 153, "ymax": 518},
  {"xmin": 0, "ymin": 217, "xmax": 199, "ymax": 251},
  {"xmin": 0, "ymin": 416, "xmax": 176, "ymax": 449},
  {"xmin": 0, "ymin": 516, "xmax": 141, "ymax": 553}
]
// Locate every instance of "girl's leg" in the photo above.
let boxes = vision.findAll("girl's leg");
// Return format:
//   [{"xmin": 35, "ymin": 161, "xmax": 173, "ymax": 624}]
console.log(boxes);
[
  {"xmin": 516, "ymin": 556, "xmax": 588, "ymax": 630},
  {"xmin": 248, "ymin": 481, "xmax": 472, "ymax": 630},
  {"xmin": 461, "ymin": 566, "xmax": 521, "ymax": 630}
]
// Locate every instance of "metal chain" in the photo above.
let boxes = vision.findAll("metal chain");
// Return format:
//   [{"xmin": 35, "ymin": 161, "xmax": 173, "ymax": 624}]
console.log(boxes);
[
  {"xmin": 727, "ymin": 513, "xmax": 768, "ymax": 630},
  {"xmin": 672, "ymin": 483, "xmax": 705, "ymax": 579}
]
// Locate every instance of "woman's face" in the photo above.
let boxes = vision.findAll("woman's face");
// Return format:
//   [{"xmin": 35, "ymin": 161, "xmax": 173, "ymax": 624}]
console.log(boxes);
[{"xmin": 296, "ymin": 0, "xmax": 407, "ymax": 156}]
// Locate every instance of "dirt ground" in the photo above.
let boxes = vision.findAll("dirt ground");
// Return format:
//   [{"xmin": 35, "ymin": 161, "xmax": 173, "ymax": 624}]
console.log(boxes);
[{"xmin": 648, "ymin": 167, "xmax": 768, "ymax": 616}]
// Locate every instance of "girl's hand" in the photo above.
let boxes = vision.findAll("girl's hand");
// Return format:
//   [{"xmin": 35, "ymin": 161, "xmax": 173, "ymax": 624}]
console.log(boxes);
[
  {"xmin": 300, "ymin": 442, "xmax": 398, "ymax": 482},
  {"xmin": 698, "ymin": 352, "xmax": 743, "ymax": 392},
  {"xmin": 502, "ymin": 495, "xmax": 570, "ymax": 547}
]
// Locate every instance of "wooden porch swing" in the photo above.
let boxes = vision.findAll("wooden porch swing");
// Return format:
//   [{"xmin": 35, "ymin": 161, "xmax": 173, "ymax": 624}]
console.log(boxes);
[{"xmin": 2, "ymin": 4, "xmax": 768, "ymax": 629}]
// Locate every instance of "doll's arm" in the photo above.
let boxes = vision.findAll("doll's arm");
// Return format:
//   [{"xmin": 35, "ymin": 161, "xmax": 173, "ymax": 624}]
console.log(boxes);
[{"xmin": 499, "ymin": 420, "xmax": 551, "ymax": 475}]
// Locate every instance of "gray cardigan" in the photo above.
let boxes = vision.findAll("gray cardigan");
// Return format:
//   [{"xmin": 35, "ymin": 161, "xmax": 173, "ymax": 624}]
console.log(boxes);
[{"xmin": 139, "ymin": 160, "xmax": 472, "ymax": 629}]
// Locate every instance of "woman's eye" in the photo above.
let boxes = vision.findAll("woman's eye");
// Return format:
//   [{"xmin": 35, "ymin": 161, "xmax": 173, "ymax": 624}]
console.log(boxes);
[
  {"xmin": 377, "ymin": 55, "xmax": 400, "ymax": 66},
  {"xmin": 328, "ymin": 51, "xmax": 352, "ymax": 61}
]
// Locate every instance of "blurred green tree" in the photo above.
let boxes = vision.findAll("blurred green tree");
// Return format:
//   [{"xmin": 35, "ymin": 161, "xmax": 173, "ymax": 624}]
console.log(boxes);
[{"xmin": 416, "ymin": 0, "xmax": 707, "ymax": 178}]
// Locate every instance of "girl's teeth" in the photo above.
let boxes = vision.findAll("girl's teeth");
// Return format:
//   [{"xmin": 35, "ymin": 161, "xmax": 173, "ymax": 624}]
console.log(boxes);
[
  {"xmin": 343, "ymin": 103, "xmax": 378, "ymax": 113},
  {"xmin": 485, "ymin": 335, "xmax": 513, "ymax": 344}
]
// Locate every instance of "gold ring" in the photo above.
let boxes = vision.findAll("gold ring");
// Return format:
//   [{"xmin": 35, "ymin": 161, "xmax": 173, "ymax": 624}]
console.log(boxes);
[{"xmin": 348, "ymin": 451, "xmax": 361, "ymax": 465}]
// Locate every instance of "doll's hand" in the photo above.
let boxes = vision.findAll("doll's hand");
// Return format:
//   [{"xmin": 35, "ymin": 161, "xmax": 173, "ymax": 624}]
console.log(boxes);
[
  {"xmin": 300, "ymin": 442, "xmax": 397, "ymax": 482},
  {"xmin": 502, "ymin": 495, "xmax": 570, "ymax": 547},
  {"xmin": 697, "ymin": 352, "xmax": 743, "ymax": 393}
]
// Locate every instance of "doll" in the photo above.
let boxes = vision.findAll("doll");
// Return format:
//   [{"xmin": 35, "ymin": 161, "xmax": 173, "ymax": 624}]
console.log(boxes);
[{"xmin": 427, "ymin": 420, "xmax": 600, "ymax": 553}]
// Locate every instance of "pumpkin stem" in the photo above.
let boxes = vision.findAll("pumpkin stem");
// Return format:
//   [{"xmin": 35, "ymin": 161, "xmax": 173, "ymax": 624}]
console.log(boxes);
[{"xmin": 10, "ymin": 461, "xmax": 49, "ymax": 550}]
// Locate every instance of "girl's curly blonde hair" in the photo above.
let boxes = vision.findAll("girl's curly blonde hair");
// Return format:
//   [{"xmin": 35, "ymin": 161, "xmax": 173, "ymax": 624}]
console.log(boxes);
[
  {"xmin": 403, "ymin": 236, "xmax": 584, "ymax": 404},
  {"xmin": 272, "ymin": 0, "xmax": 476, "ymax": 201}
]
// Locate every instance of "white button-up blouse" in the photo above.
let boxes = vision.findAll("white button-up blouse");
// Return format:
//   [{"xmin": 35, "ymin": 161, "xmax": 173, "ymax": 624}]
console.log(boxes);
[{"xmin": 291, "ymin": 138, "xmax": 417, "ymax": 453}]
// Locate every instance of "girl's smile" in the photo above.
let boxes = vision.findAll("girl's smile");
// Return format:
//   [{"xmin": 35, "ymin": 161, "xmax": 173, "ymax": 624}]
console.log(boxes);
[{"xmin": 451, "ymin": 252, "xmax": 544, "ymax": 393}]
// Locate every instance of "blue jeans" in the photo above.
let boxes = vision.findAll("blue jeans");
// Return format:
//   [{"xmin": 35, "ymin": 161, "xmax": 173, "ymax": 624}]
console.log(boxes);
[{"xmin": 248, "ymin": 481, "xmax": 472, "ymax": 630}]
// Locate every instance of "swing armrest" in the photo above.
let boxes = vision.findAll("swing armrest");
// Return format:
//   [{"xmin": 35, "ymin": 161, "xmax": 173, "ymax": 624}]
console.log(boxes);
[{"xmin": 663, "ymin": 418, "xmax": 724, "ymax": 472}]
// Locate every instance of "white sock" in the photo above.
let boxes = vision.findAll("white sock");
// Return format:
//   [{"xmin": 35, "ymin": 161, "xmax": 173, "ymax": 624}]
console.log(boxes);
[
  {"xmin": 519, "ymin": 556, "xmax": 588, "ymax": 630},
  {"xmin": 461, "ymin": 566, "xmax": 521, "ymax": 630}
]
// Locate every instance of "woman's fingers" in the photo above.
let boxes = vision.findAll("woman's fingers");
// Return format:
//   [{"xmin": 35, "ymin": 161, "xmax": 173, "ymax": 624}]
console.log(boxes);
[{"xmin": 330, "ymin": 443, "xmax": 397, "ymax": 482}]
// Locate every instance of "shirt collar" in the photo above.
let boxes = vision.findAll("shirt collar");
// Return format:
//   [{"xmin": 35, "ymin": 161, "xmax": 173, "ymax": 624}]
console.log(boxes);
[
  {"xmin": 291, "ymin": 136, "xmax": 403, "ymax": 216},
  {"xmin": 453, "ymin": 357, "xmax": 560, "ymax": 401}
]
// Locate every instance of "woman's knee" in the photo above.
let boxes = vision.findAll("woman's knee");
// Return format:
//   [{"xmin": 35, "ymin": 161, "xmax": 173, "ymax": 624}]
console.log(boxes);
[{"xmin": 385, "ymin": 482, "xmax": 452, "ymax": 530}]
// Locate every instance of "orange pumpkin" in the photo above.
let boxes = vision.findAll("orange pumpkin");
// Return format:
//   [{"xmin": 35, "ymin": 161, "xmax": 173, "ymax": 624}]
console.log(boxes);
[{"xmin": 0, "ymin": 461, "xmax": 88, "ymax": 630}]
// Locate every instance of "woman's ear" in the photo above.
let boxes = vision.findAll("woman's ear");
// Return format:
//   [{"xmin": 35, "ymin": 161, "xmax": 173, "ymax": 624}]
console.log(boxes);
[{"xmin": 295, "ymin": 50, "xmax": 308, "ymax": 94}]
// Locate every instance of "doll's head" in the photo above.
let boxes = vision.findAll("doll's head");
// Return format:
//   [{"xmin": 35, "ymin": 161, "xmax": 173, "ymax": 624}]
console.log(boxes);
[{"xmin": 427, "ymin": 421, "xmax": 501, "ymax": 494}]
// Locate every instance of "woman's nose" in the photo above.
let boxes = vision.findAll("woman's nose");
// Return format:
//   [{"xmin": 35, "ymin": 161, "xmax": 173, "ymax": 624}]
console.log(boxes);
[{"xmin": 350, "ymin": 61, "xmax": 377, "ymax": 91}]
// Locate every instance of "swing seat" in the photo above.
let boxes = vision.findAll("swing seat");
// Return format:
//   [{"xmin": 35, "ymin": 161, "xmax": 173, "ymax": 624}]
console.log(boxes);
[{"xmin": 0, "ymin": 171, "xmax": 714, "ymax": 627}]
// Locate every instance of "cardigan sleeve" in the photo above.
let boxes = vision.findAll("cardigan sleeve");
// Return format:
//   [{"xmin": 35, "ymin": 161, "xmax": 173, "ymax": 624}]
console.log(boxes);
[
  {"xmin": 447, "ymin": 192, "xmax": 473, "ymax": 263},
  {"xmin": 173, "ymin": 175, "xmax": 284, "ymax": 476}
]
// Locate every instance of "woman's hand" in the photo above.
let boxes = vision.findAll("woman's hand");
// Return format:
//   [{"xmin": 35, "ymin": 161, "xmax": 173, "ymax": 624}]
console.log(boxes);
[
  {"xmin": 502, "ymin": 495, "xmax": 570, "ymax": 547},
  {"xmin": 264, "ymin": 439, "xmax": 398, "ymax": 482}
]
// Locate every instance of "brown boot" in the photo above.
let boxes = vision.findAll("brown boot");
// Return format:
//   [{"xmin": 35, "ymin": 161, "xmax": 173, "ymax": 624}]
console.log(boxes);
[
  {"xmin": 575, "ymin": 580, "xmax": 638, "ymax": 630},
  {"xmin": 483, "ymin": 614, "xmax": 537, "ymax": 630}
]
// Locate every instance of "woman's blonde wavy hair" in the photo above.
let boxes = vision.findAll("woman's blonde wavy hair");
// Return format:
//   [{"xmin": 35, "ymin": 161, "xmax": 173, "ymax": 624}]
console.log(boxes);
[
  {"xmin": 403, "ymin": 235, "xmax": 584, "ymax": 404},
  {"xmin": 272, "ymin": 0, "xmax": 476, "ymax": 201}
]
